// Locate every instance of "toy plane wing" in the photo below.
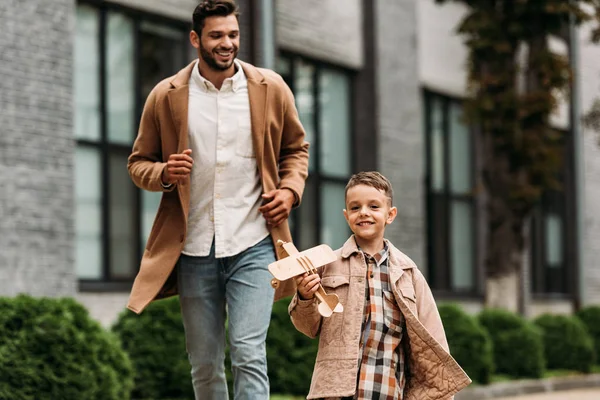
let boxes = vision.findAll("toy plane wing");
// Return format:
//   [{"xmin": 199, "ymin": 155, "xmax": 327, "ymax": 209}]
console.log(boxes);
[{"xmin": 268, "ymin": 244, "xmax": 337, "ymax": 281}]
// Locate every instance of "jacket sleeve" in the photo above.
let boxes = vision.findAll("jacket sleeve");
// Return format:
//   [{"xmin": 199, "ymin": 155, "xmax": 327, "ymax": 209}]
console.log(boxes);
[
  {"xmin": 278, "ymin": 79, "xmax": 309, "ymax": 207},
  {"xmin": 412, "ymin": 269, "xmax": 450, "ymax": 352},
  {"xmin": 127, "ymin": 87, "xmax": 174, "ymax": 193},
  {"xmin": 288, "ymin": 292, "xmax": 322, "ymax": 339}
]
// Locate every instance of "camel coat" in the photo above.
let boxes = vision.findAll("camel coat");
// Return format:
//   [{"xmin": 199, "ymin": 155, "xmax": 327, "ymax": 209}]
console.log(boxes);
[
  {"xmin": 127, "ymin": 60, "xmax": 309, "ymax": 313},
  {"xmin": 289, "ymin": 237, "xmax": 471, "ymax": 399}
]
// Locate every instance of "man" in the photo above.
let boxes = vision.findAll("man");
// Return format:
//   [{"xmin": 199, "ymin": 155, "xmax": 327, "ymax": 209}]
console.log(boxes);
[{"xmin": 126, "ymin": 1, "xmax": 309, "ymax": 398}]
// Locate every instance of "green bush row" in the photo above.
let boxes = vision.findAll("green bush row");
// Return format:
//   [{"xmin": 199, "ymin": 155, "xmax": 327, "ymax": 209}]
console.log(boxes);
[
  {"xmin": 1, "ymin": 294, "xmax": 598, "ymax": 399},
  {"xmin": 0, "ymin": 295, "xmax": 134, "ymax": 400},
  {"xmin": 439, "ymin": 304, "xmax": 599, "ymax": 384}
]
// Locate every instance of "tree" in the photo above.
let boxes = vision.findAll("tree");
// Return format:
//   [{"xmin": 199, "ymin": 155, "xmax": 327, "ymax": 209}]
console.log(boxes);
[{"xmin": 435, "ymin": 0, "xmax": 600, "ymax": 311}]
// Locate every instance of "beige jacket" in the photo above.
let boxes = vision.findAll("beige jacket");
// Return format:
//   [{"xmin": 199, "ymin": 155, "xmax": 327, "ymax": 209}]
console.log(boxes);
[
  {"xmin": 127, "ymin": 60, "xmax": 309, "ymax": 313},
  {"xmin": 289, "ymin": 237, "xmax": 471, "ymax": 399}
]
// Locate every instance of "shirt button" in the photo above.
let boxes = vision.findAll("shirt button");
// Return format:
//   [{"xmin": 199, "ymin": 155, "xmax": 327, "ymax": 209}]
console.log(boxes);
[
  {"xmin": 357, "ymin": 278, "xmax": 363, "ymax": 283},
  {"xmin": 370, "ymin": 273, "xmax": 374, "ymax": 278},
  {"xmin": 215, "ymin": 193, "xmax": 221, "ymax": 199},
  {"xmin": 210, "ymin": 216, "xmax": 214, "ymax": 222}
]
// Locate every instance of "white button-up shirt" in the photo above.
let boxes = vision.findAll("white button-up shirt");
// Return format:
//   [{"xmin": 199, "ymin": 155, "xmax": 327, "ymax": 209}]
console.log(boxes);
[{"xmin": 182, "ymin": 60, "xmax": 269, "ymax": 258}]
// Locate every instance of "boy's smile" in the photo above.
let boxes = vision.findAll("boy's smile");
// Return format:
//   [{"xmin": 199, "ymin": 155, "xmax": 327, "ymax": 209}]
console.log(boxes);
[{"xmin": 344, "ymin": 184, "xmax": 397, "ymax": 251}]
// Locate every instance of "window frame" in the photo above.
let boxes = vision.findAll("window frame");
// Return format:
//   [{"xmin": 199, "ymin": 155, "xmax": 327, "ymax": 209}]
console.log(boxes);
[
  {"xmin": 76, "ymin": 1, "xmax": 189, "ymax": 291},
  {"xmin": 423, "ymin": 89, "xmax": 480, "ymax": 297},
  {"xmin": 277, "ymin": 51, "xmax": 355, "ymax": 250}
]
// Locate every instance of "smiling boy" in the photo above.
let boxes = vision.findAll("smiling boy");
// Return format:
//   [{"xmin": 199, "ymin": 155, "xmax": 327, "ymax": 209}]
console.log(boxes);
[{"xmin": 290, "ymin": 171, "xmax": 470, "ymax": 399}]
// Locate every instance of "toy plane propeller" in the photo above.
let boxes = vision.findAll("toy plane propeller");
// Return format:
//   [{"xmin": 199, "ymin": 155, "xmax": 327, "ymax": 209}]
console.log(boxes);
[{"xmin": 269, "ymin": 240, "xmax": 343, "ymax": 317}]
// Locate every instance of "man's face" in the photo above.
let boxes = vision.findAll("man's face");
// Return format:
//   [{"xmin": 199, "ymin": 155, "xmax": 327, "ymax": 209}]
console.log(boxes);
[
  {"xmin": 343, "ymin": 184, "xmax": 397, "ymax": 243},
  {"xmin": 192, "ymin": 14, "xmax": 240, "ymax": 71}
]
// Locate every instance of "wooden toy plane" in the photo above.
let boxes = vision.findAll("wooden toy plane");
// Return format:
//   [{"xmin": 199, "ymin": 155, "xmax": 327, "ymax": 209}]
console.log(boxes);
[{"xmin": 269, "ymin": 240, "xmax": 343, "ymax": 317}]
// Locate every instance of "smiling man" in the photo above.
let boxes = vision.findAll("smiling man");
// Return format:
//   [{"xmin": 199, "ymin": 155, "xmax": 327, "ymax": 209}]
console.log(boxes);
[{"xmin": 126, "ymin": 1, "xmax": 309, "ymax": 399}]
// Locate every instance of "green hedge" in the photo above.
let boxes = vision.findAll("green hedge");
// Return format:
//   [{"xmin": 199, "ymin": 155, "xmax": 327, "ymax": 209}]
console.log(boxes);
[
  {"xmin": 479, "ymin": 309, "xmax": 545, "ymax": 378},
  {"xmin": 266, "ymin": 298, "xmax": 318, "ymax": 395},
  {"xmin": 112, "ymin": 297, "xmax": 194, "ymax": 400},
  {"xmin": 0, "ymin": 295, "xmax": 133, "ymax": 400},
  {"xmin": 534, "ymin": 314, "xmax": 596, "ymax": 373},
  {"xmin": 576, "ymin": 306, "xmax": 600, "ymax": 362},
  {"xmin": 438, "ymin": 304, "xmax": 494, "ymax": 384}
]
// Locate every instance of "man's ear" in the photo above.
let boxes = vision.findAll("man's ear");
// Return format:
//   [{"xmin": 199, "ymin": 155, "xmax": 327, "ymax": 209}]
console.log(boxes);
[
  {"xmin": 386, "ymin": 207, "xmax": 398, "ymax": 225},
  {"xmin": 190, "ymin": 30, "xmax": 200, "ymax": 48}
]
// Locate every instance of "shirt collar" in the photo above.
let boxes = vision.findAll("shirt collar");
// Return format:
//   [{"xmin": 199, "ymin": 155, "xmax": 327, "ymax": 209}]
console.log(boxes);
[{"xmin": 190, "ymin": 59, "xmax": 246, "ymax": 92}]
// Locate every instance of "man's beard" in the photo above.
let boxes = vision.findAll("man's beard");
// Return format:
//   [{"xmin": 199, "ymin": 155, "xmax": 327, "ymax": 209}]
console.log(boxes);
[{"xmin": 200, "ymin": 43, "xmax": 237, "ymax": 71}]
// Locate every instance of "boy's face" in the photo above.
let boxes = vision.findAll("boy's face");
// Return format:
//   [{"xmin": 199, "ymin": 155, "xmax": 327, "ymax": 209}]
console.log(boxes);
[{"xmin": 343, "ymin": 184, "xmax": 397, "ymax": 243}]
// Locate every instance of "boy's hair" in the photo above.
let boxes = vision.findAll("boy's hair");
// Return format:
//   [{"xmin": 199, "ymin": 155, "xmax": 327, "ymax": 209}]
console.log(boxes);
[
  {"xmin": 192, "ymin": 0, "xmax": 240, "ymax": 35},
  {"xmin": 345, "ymin": 171, "xmax": 394, "ymax": 205}
]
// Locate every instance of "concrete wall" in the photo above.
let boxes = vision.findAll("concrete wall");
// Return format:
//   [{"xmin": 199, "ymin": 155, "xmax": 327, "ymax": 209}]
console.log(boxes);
[
  {"xmin": 0, "ymin": 0, "xmax": 77, "ymax": 297},
  {"xmin": 375, "ymin": 0, "xmax": 425, "ymax": 271},
  {"xmin": 275, "ymin": 0, "xmax": 363, "ymax": 69},
  {"xmin": 578, "ymin": 21, "xmax": 600, "ymax": 306}
]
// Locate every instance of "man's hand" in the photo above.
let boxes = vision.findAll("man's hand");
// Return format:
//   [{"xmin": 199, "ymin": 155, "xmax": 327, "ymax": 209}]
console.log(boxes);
[
  {"xmin": 162, "ymin": 149, "xmax": 193, "ymax": 185},
  {"xmin": 295, "ymin": 273, "xmax": 321, "ymax": 300},
  {"xmin": 259, "ymin": 188, "xmax": 295, "ymax": 227}
]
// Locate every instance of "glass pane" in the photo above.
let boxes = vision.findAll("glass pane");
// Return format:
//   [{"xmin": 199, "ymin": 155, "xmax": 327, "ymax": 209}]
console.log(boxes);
[
  {"xmin": 295, "ymin": 179, "xmax": 318, "ymax": 250},
  {"xmin": 429, "ymin": 96, "xmax": 444, "ymax": 192},
  {"xmin": 109, "ymin": 153, "xmax": 136, "ymax": 278},
  {"xmin": 74, "ymin": 5, "xmax": 100, "ymax": 141},
  {"xmin": 545, "ymin": 213, "xmax": 563, "ymax": 268},
  {"xmin": 449, "ymin": 101, "xmax": 471, "ymax": 194},
  {"xmin": 276, "ymin": 55, "xmax": 291, "ymax": 77},
  {"xmin": 450, "ymin": 200, "xmax": 474, "ymax": 290},
  {"xmin": 142, "ymin": 191, "xmax": 162, "ymax": 253},
  {"xmin": 75, "ymin": 147, "xmax": 102, "ymax": 279},
  {"xmin": 107, "ymin": 13, "xmax": 135, "ymax": 145},
  {"xmin": 294, "ymin": 59, "xmax": 316, "ymax": 172},
  {"xmin": 321, "ymin": 182, "xmax": 350, "ymax": 249},
  {"xmin": 140, "ymin": 21, "xmax": 186, "ymax": 102},
  {"xmin": 319, "ymin": 68, "xmax": 351, "ymax": 177}
]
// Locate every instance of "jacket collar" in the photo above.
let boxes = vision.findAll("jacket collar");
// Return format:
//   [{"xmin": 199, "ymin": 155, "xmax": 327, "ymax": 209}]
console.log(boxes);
[
  {"xmin": 168, "ymin": 59, "xmax": 266, "ymax": 89},
  {"xmin": 341, "ymin": 235, "xmax": 415, "ymax": 271}
]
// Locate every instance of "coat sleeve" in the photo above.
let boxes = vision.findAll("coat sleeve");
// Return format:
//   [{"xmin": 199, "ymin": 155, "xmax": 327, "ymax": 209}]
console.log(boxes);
[
  {"xmin": 277, "ymin": 79, "xmax": 309, "ymax": 207},
  {"xmin": 412, "ymin": 269, "xmax": 450, "ymax": 352},
  {"xmin": 288, "ymin": 292, "xmax": 322, "ymax": 339},
  {"xmin": 127, "ymin": 87, "xmax": 174, "ymax": 193}
]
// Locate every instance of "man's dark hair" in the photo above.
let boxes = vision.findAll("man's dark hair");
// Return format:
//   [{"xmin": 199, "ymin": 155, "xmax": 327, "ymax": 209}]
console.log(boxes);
[
  {"xmin": 192, "ymin": 0, "xmax": 240, "ymax": 35},
  {"xmin": 345, "ymin": 171, "xmax": 394, "ymax": 206}
]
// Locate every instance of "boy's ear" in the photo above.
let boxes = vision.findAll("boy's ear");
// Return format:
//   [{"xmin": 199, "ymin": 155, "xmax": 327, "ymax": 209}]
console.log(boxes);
[
  {"xmin": 343, "ymin": 209, "xmax": 349, "ymax": 223},
  {"xmin": 386, "ymin": 207, "xmax": 398, "ymax": 225}
]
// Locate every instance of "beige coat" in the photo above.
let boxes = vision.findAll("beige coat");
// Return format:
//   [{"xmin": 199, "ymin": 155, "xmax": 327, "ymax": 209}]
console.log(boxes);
[
  {"xmin": 289, "ymin": 237, "xmax": 471, "ymax": 399},
  {"xmin": 127, "ymin": 60, "xmax": 309, "ymax": 313}
]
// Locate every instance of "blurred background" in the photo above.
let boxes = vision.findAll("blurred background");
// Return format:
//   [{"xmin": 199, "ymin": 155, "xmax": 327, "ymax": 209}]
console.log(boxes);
[{"xmin": 1, "ymin": 0, "xmax": 600, "ymax": 399}]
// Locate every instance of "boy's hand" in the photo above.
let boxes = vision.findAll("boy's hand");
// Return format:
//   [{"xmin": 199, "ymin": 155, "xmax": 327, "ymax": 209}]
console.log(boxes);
[{"xmin": 295, "ymin": 273, "xmax": 321, "ymax": 300}]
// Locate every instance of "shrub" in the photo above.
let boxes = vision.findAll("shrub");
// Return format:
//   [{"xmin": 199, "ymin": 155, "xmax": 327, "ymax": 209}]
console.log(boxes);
[
  {"xmin": 534, "ymin": 314, "xmax": 596, "ymax": 373},
  {"xmin": 0, "ymin": 294, "xmax": 133, "ymax": 400},
  {"xmin": 112, "ymin": 297, "xmax": 194, "ymax": 400},
  {"xmin": 267, "ymin": 298, "xmax": 318, "ymax": 395},
  {"xmin": 438, "ymin": 304, "xmax": 494, "ymax": 384},
  {"xmin": 479, "ymin": 308, "xmax": 545, "ymax": 378},
  {"xmin": 576, "ymin": 306, "xmax": 600, "ymax": 362}
]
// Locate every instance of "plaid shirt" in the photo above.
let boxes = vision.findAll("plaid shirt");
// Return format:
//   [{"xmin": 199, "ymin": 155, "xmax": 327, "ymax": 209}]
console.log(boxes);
[{"xmin": 354, "ymin": 240, "xmax": 406, "ymax": 400}]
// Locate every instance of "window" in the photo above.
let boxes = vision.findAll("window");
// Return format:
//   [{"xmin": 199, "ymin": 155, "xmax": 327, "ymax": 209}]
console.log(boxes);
[
  {"xmin": 423, "ymin": 91, "xmax": 477, "ymax": 294},
  {"xmin": 74, "ymin": 3, "xmax": 188, "ymax": 287},
  {"xmin": 277, "ymin": 54, "xmax": 353, "ymax": 250},
  {"xmin": 530, "ymin": 130, "xmax": 576, "ymax": 296}
]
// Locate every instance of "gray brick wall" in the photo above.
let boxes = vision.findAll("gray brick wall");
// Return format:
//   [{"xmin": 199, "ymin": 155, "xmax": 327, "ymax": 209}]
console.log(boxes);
[
  {"xmin": 375, "ymin": 0, "xmax": 425, "ymax": 271},
  {"xmin": 275, "ymin": 0, "xmax": 363, "ymax": 69},
  {"xmin": 0, "ymin": 0, "xmax": 76, "ymax": 296}
]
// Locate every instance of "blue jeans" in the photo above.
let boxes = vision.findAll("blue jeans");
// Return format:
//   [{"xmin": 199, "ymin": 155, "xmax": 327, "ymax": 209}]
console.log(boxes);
[{"xmin": 177, "ymin": 236, "xmax": 276, "ymax": 400}]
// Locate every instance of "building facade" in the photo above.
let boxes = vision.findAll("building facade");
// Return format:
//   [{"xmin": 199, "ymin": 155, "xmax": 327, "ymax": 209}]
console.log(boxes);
[{"xmin": 1, "ymin": 0, "xmax": 599, "ymax": 325}]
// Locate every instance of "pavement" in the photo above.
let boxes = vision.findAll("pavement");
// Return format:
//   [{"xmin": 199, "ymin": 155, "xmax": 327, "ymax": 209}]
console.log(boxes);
[{"xmin": 495, "ymin": 388, "xmax": 600, "ymax": 399}]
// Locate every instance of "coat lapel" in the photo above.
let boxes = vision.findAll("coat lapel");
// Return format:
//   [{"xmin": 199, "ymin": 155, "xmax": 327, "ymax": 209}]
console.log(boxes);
[
  {"xmin": 242, "ymin": 61, "xmax": 267, "ymax": 173},
  {"xmin": 167, "ymin": 61, "xmax": 194, "ymax": 217}
]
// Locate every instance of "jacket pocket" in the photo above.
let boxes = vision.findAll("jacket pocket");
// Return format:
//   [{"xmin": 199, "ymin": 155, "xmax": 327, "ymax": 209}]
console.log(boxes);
[
  {"xmin": 319, "ymin": 275, "xmax": 350, "ymax": 345},
  {"xmin": 398, "ymin": 285, "xmax": 417, "ymax": 316}
]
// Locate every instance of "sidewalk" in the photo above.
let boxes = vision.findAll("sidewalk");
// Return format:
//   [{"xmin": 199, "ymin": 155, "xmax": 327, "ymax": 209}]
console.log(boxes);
[{"xmin": 495, "ymin": 388, "xmax": 600, "ymax": 399}]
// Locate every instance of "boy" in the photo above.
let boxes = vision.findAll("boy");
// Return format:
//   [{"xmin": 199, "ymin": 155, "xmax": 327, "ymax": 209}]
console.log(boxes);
[{"xmin": 289, "ymin": 171, "xmax": 471, "ymax": 399}]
